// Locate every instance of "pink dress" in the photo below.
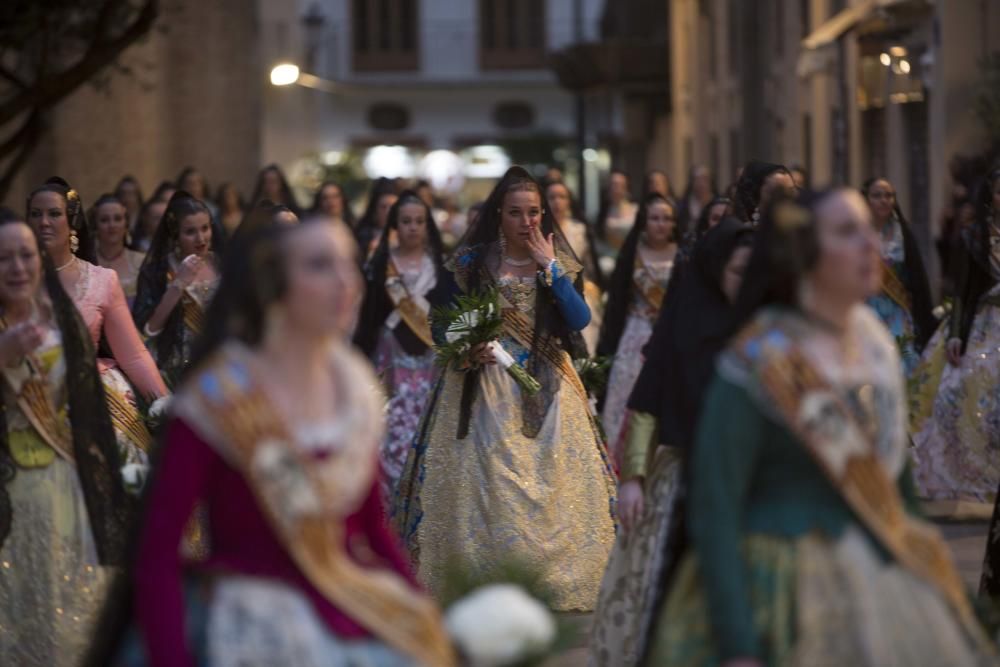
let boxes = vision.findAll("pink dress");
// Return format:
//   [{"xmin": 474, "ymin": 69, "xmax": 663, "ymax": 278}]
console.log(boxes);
[{"xmin": 70, "ymin": 261, "xmax": 168, "ymax": 470}]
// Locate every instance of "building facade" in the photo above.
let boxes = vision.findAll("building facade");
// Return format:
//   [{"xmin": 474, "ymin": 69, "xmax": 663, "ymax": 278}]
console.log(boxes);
[
  {"xmin": 667, "ymin": 0, "xmax": 1000, "ymax": 285},
  {"xmin": 262, "ymin": 0, "xmax": 606, "ymax": 206},
  {"xmin": 9, "ymin": 0, "xmax": 262, "ymax": 208}
]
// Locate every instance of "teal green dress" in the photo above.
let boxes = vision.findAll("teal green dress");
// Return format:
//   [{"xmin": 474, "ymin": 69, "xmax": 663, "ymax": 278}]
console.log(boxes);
[{"xmin": 645, "ymin": 307, "xmax": 994, "ymax": 667}]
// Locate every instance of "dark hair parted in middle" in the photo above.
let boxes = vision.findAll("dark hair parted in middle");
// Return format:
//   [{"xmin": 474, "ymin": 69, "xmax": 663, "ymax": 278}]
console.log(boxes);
[
  {"xmin": 354, "ymin": 191, "xmax": 447, "ymax": 358},
  {"xmin": 596, "ymin": 192, "xmax": 677, "ymax": 358}
]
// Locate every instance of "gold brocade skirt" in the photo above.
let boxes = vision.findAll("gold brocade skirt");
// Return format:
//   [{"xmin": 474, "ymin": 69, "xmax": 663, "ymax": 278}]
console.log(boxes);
[
  {"xmin": 645, "ymin": 529, "xmax": 994, "ymax": 667},
  {"xmin": 589, "ymin": 447, "xmax": 683, "ymax": 667},
  {"xmin": 0, "ymin": 456, "xmax": 113, "ymax": 667},
  {"xmin": 395, "ymin": 358, "xmax": 617, "ymax": 612}
]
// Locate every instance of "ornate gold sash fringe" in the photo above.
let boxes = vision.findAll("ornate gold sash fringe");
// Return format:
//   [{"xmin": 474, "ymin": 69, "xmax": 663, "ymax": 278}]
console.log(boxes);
[{"xmin": 103, "ymin": 384, "xmax": 153, "ymax": 452}]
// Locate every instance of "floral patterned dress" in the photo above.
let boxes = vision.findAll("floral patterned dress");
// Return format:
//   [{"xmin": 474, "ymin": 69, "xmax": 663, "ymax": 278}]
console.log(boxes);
[
  {"xmin": 911, "ymin": 226, "xmax": 1000, "ymax": 518},
  {"xmin": 601, "ymin": 253, "xmax": 674, "ymax": 468},
  {"xmin": 373, "ymin": 256, "xmax": 438, "ymax": 501}
]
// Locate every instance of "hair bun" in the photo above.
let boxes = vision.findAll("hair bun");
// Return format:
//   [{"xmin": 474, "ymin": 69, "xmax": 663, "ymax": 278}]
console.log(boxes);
[{"xmin": 45, "ymin": 176, "xmax": 71, "ymax": 188}]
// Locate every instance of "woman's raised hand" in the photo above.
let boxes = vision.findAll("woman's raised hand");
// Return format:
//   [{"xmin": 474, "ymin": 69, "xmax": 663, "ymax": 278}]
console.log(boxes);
[
  {"xmin": 525, "ymin": 225, "xmax": 556, "ymax": 269},
  {"xmin": 0, "ymin": 321, "xmax": 45, "ymax": 366},
  {"xmin": 174, "ymin": 254, "xmax": 203, "ymax": 289}
]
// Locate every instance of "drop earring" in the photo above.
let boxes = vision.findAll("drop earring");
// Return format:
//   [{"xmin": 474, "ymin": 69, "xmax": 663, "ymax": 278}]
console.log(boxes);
[
  {"xmin": 70, "ymin": 230, "xmax": 79, "ymax": 255},
  {"xmin": 751, "ymin": 209, "xmax": 761, "ymax": 226},
  {"xmin": 499, "ymin": 226, "xmax": 508, "ymax": 255}
]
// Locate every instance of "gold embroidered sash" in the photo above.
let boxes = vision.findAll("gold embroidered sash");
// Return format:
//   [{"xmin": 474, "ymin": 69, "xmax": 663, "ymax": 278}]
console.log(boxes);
[
  {"xmin": 182, "ymin": 294, "xmax": 205, "ymax": 335},
  {"xmin": 733, "ymin": 321, "xmax": 993, "ymax": 651},
  {"xmin": 0, "ymin": 319, "xmax": 74, "ymax": 464},
  {"xmin": 879, "ymin": 260, "xmax": 911, "ymax": 313},
  {"xmin": 177, "ymin": 348, "xmax": 454, "ymax": 666},
  {"xmin": 634, "ymin": 255, "xmax": 667, "ymax": 311},
  {"xmin": 386, "ymin": 261, "xmax": 435, "ymax": 349},
  {"xmin": 103, "ymin": 380, "xmax": 153, "ymax": 452},
  {"xmin": 498, "ymin": 295, "xmax": 589, "ymax": 407}
]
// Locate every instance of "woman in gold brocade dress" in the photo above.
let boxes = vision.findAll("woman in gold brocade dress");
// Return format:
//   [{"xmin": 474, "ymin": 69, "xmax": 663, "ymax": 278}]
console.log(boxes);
[
  {"xmin": 394, "ymin": 167, "xmax": 617, "ymax": 612},
  {"xmin": 0, "ymin": 213, "xmax": 130, "ymax": 666}
]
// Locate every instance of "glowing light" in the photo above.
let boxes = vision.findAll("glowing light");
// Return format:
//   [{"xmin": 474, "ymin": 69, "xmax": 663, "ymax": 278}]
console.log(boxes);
[
  {"xmin": 462, "ymin": 145, "xmax": 511, "ymax": 179},
  {"xmin": 889, "ymin": 45, "xmax": 907, "ymax": 57},
  {"xmin": 420, "ymin": 150, "xmax": 465, "ymax": 192},
  {"xmin": 321, "ymin": 150, "xmax": 343, "ymax": 165},
  {"xmin": 582, "ymin": 148, "xmax": 598, "ymax": 162},
  {"xmin": 879, "ymin": 53, "xmax": 891, "ymax": 66},
  {"xmin": 899, "ymin": 59, "xmax": 911, "ymax": 74},
  {"xmin": 270, "ymin": 63, "xmax": 301, "ymax": 86},
  {"xmin": 362, "ymin": 145, "xmax": 416, "ymax": 179}
]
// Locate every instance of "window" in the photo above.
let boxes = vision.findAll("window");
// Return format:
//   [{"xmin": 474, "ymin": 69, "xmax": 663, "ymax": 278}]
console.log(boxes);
[
  {"xmin": 493, "ymin": 101, "xmax": 535, "ymax": 130},
  {"xmin": 368, "ymin": 103, "xmax": 411, "ymax": 131},
  {"xmin": 480, "ymin": 0, "xmax": 546, "ymax": 69},
  {"xmin": 352, "ymin": 0, "xmax": 418, "ymax": 71}
]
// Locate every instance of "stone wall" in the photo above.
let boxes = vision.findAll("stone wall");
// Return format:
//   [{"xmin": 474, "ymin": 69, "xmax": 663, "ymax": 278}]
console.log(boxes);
[{"xmin": 7, "ymin": 0, "xmax": 262, "ymax": 208}]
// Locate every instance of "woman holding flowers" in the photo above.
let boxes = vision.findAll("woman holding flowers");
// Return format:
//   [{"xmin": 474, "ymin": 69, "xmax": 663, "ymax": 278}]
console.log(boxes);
[{"xmin": 394, "ymin": 167, "xmax": 616, "ymax": 612}]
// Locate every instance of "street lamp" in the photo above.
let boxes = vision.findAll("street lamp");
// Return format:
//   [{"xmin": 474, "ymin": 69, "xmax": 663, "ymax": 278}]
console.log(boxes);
[
  {"xmin": 269, "ymin": 63, "xmax": 337, "ymax": 93},
  {"xmin": 270, "ymin": 63, "xmax": 301, "ymax": 86}
]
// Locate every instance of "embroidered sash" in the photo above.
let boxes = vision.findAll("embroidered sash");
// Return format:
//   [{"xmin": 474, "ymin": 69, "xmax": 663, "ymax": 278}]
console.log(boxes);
[
  {"xmin": 181, "ymin": 293, "xmax": 205, "ymax": 335},
  {"xmin": 634, "ymin": 255, "xmax": 668, "ymax": 312},
  {"xmin": 386, "ymin": 260, "xmax": 435, "ymax": 349},
  {"xmin": 879, "ymin": 259, "xmax": 911, "ymax": 313},
  {"xmin": 103, "ymin": 380, "xmax": 153, "ymax": 452},
  {"xmin": 175, "ymin": 345, "xmax": 454, "ymax": 666},
  {"xmin": 732, "ymin": 320, "xmax": 993, "ymax": 651},
  {"xmin": 0, "ymin": 321, "xmax": 74, "ymax": 464},
  {"xmin": 498, "ymin": 294, "xmax": 589, "ymax": 407}
]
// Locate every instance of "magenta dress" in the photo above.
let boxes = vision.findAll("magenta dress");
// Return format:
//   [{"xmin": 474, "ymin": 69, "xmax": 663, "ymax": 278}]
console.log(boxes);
[{"xmin": 133, "ymin": 419, "xmax": 422, "ymax": 667}]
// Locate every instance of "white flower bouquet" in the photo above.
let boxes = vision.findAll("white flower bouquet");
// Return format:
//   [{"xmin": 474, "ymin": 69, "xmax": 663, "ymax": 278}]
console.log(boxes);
[
  {"xmin": 432, "ymin": 288, "xmax": 541, "ymax": 396},
  {"xmin": 445, "ymin": 584, "xmax": 557, "ymax": 667}
]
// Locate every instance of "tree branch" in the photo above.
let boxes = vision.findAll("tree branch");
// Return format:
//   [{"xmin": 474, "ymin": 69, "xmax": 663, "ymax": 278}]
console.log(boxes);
[
  {"xmin": 0, "ymin": 110, "xmax": 37, "ymax": 154},
  {"xmin": 0, "ymin": 111, "xmax": 43, "ymax": 201},
  {"xmin": 0, "ymin": 0, "xmax": 159, "ymax": 127},
  {"xmin": 0, "ymin": 64, "xmax": 27, "ymax": 90}
]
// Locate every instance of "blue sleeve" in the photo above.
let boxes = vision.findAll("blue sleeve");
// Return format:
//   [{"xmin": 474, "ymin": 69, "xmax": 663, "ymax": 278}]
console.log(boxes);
[{"xmin": 546, "ymin": 262, "xmax": 591, "ymax": 331}]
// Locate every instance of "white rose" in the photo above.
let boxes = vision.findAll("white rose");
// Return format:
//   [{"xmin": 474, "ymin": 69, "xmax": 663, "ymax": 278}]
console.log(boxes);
[{"xmin": 445, "ymin": 584, "xmax": 556, "ymax": 667}]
